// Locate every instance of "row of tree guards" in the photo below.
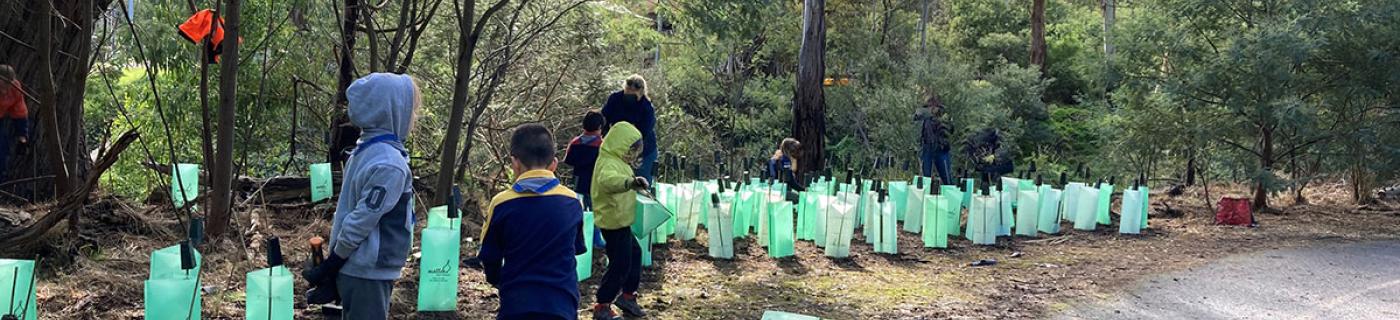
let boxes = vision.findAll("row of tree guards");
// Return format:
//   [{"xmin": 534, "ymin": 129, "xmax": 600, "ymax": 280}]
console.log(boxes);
[{"xmin": 114, "ymin": 158, "xmax": 1146, "ymax": 318}]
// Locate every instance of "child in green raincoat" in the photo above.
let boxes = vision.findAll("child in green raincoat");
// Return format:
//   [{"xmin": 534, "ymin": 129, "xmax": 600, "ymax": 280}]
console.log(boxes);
[{"xmin": 590, "ymin": 121, "xmax": 650, "ymax": 320}]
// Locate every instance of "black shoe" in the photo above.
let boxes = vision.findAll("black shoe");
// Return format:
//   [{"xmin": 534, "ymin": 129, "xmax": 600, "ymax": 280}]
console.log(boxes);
[
  {"xmin": 592, "ymin": 305, "xmax": 622, "ymax": 320},
  {"xmin": 615, "ymin": 294, "xmax": 647, "ymax": 317}
]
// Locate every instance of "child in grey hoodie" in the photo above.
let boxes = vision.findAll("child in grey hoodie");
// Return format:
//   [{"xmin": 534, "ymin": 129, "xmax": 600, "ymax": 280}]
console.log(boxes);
[{"xmin": 303, "ymin": 73, "xmax": 419, "ymax": 319}]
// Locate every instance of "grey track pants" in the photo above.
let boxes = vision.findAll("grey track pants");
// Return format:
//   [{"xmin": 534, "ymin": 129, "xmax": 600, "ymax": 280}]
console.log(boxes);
[{"xmin": 337, "ymin": 274, "xmax": 395, "ymax": 319}]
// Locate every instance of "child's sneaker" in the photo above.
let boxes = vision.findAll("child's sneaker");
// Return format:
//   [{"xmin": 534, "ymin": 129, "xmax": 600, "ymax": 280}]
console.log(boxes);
[
  {"xmin": 593, "ymin": 304, "xmax": 622, "ymax": 320},
  {"xmin": 616, "ymin": 293, "xmax": 647, "ymax": 317}
]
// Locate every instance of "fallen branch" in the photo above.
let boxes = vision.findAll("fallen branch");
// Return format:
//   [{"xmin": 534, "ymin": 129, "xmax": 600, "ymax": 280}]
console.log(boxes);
[{"xmin": 0, "ymin": 131, "xmax": 139, "ymax": 249}]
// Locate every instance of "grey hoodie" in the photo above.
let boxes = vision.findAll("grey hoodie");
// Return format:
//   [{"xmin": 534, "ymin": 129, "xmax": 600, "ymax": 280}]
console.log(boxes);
[{"xmin": 330, "ymin": 73, "xmax": 416, "ymax": 281}]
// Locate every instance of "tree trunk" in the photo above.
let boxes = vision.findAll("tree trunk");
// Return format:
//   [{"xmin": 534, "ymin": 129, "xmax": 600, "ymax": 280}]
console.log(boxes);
[
  {"xmin": 329, "ymin": 0, "xmax": 363, "ymax": 171},
  {"xmin": 1100, "ymin": 0, "xmax": 1116, "ymax": 92},
  {"xmin": 1184, "ymin": 147, "xmax": 1197, "ymax": 186},
  {"xmin": 207, "ymin": 0, "xmax": 242, "ymax": 238},
  {"xmin": 435, "ymin": 0, "xmax": 509, "ymax": 206},
  {"xmin": 1253, "ymin": 127, "xmax": 1273, "ymax": 211},
  {"xmin": 1029, "ymin": 0, "xmax": 1048, "ymax": 77},
  {"xmin": 793, "ymin": 0, "xmax": 827, "ymax": 176}
]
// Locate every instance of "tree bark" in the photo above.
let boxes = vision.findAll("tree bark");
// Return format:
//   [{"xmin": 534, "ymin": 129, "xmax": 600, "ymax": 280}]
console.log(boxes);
[
  {"xmin": 1100, "ymin": 0, "xmax": 1116, "ymax": 91},
  {"xmin": 793, "ymin": 0, "xmax": 827, "ymax": 176},
  {"xmin": 1253, "ymin": 127, "xmax": 1273, "ymax": 211},
  {"xmin": 329, "ymin": 0, "xmax": 363, "ymax": 171},
  {"xmin": 208, "ymin": 0, "xmax": 242, "ymax": 238},
  {"xmin": 33, "ymin": 0, "xmax": 74, "ymax": 199},
  {"xmin": 1029, "ymin": 0, "xmax": 1048, "ymax": 77}
]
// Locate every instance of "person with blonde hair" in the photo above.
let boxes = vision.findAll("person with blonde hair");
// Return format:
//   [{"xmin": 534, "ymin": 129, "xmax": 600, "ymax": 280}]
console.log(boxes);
[
  {"xmin": 0, "ymin": 65, "xmax": 29, "ymax": 181},
  {"xmin": 302, "ymin": 73, "xmax": 420, "ymax": 319},
  {"xmin": 768, "ymin": 138, "xmax": 805, "ymax": 192},
  {"xmin": 600, "ymin": 74, "xmax": 657, "ymax": 182}
]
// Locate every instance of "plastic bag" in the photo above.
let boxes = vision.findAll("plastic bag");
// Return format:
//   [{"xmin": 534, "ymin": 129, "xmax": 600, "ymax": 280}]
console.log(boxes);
[
  {"xmin": 631, "ymin": 195, "xmax": 672, "ymax": 238},
  {"xmin": 171, "ymin": 163, "xmax": 199, "ymax": 209},
  {"xmin": 1036, "ymin": 187, "xmax": 1063, "ymax": 234},
  {"xmin": 1015, "ymin": 189, "xmax": 1039, "ymax": 237},
  {"xmin": 822, "ymin": 201, "xmax": 857, "ymax": 258},
  {"xmin": 577, "ymin": 211, "xmax": 595, "ymax": 280},
  {"xmin": 245, "ymin": 266, "xmax": 294, "ymax": 320},
  {"xmin": 309, "ymin": 163, "xmax": 333, "ymax": 203},
  {"xmin": 1119, "ymin": 190, "xmax": 1143, "ymax": 234},
  {"xmin": 767, "ymin": 201, "xmax": 796, "ymax": 258},
  {"xmin": 1096, "ymin": 183, "xmax": 1114, "ymax": 225},
  {"xmin": 707, "ymin": 202, "xmax": 735, "ymax": 259},
  {"xmin": 903, "ymin": 186, "xmax": 926, "ymax": 233},
  {"xmin": 0, "ymin": 259, "xmax": 37, "ymax": 320},
  {"xmin": 418, "ymin": 226, "xmax": 462, "ymax": 311},
  {"xmin": 1073, "ymin": 186, "xmax": 1100, "ymax": 231},
  {"xmin": 968, "ymin": 195, "xmax": 999, "ymax": 245}
]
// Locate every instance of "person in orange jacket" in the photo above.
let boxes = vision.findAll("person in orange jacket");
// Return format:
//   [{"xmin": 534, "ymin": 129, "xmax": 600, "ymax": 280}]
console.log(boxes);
[{"xmin": 0, "ymin": 65, "xmax": 30, "ymax": 181}]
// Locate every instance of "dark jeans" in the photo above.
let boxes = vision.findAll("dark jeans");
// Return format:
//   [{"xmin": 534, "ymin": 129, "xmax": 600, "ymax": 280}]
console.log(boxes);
[
  {"xmin": 0, "ymin": 119, "xmax": 18, "ymax": 181},
  {"xmin": 638, "ymin": 149, "xmax": 658, "ymax": 183},
  {"xmin": 596, "ymin": 228, "xmax": 641, "ymax": 304},
  {"xmin": 921, "ymin": 144, "xmax": 953, "ymax": 185}
]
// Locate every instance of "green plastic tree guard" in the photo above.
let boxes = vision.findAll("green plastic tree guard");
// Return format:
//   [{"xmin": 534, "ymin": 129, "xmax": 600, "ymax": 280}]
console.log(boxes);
[
  {"xmin": 734, "ymin": 189, "xmax": 756, "ymax": 238},
  {"xmin": 1000, "ymin": 177, "xmax": 1020, "ymax": 205},
  {"xmin": 921, "ymin": 195, "xmax": 949, "ymax": 248},
  {"xmin": 767, "ymin": 201, "xmax": 796, "ymax": 258},
  {"xmin": 1062, "ymin": 183, "xmax": 1085, "ymax": 222},
  {"xmin": 151, "ymin": 244, "xmax": 202, "ymax": 279},
  {"xmin": 637, "ymin": 234, "xmax": 653, "ymax": 267},
  {"xmin": 762, "ymin": 310, "xmax": 822, "ymax": 320},
  {"xmin": 812, "ymin": 194, "xmax": 837, "ymax": 247},
  {"xmin": 1139, "ymin": 185, "xmax": 1150, "ymax": 229},
  {"xmin": 171, "ymin": 163, "xmax": 199, "ymax": 209},
  {"xmin": 796, "ymin": 192, "xmax": 810, "ymax": 241},
  {"xmin": 941, "ymin": 185, "xmax": 963, "ymax": 236},
  {"xmin": 0, "ymin": 259, "xmax": 37, "ymax": 320},
  {"xmin": 577, "ymin": 211, "xmax": 595, "ymax": 280},
  {"xmin": 1036, "ymin": 187, "xmax": 1063, "ymax": 234},
  {"xmin": 968, "ymin": 195, "xmax": 999, "ymax": 245},
  {"xmin": 418, "ymin": 226, "xmax": 461, "ymax": 311},
  {"xmin": 888, "ymin": 181, "xmax": 909, "ymax": 221},
  {"xmin": 823, "ymin": 201, "xmax": 857, "ymax": 258},
  {"xmin": 1096, "ymin": 183, "xmax": 1114, "ymax": 225},
  {"xmin": 144, "ymin": 277, "xmax": 201, "ymax": 320},
  {"xmin": 1015, "ymin": 189, "xmax": 1040, "ymax": 237},
  {"xmin": 1073, "ymin": 186, "xmax": 1100, "ymax": 231},
  {"xmin": 998, "ymin": 187, "xmax": 1014, "ymax": 236},
  {"xmin": 245, "ymin": 266, "xmax": 294, "ymax": 320},
  {"xmin": 962, "ymin": 178, "xmax": 975, "ymax": 208},
  {"xmin": 903, "ymin": 185, "xmax": 925, "ymax": 233},
  {"xmin": 869, "ymin": 200, "xmax": 897, "ymax": 254},
  {"xmin": 309, "ymin": 163, "xmax": 333, "ymax": 203},
  {"xmin": 427, "ymin": 205, "xmax": 460, "ymax": 229},
  {"xmin": 707, "ymin": 201, "xmax": 735, "ymax": 259},
  {"xmin": 861, "ymin": 191, "xmax": 879, "ymax": 244},
  {"xmin": 675, "ymin": 185, "xmax": 702, "ymax": 241},
  {"xmin": 1119, "ymin": 190, "xmax": 1143, "ymax": 234}
]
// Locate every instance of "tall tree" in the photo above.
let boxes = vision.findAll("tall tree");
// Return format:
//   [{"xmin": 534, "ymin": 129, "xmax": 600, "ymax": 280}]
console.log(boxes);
[
  {"xmin": 435, "ymin": 0, "xmax": 510, "ymax": 206},
  {"xmin": 1029, "ymin": 0, "xmax": 1047, "ymax": 77},
  {"xmin": 793, "ymin": 0, "xmax": 826, "ymax": 175},
  {"xmin": 328, "ymin": 0, "xmax": 364, "ymax": 171},
  {"xmin": 1100, "ymin": 0, "xmax": 1116, "ymax": 92},
  {"xmin": 207, "ymin": 0, "xmax": 242, "ymax": 237}
]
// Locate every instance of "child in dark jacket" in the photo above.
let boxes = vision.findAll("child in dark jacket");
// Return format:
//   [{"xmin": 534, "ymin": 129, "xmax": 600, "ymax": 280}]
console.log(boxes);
[
  {"xmin": 479, "ymin": 124, "xmax": 588, "ymax": 320},
  {"xmin": 564, "ymin": 109, "xmax": 607, "ymax": 248}
]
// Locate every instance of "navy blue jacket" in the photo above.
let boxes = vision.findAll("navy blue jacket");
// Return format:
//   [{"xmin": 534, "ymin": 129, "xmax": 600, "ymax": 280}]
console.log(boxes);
[
  {"xmin": 479, "ymin": 170, "xmax": 587, "ymax": 319},
  {"xmin": 601, "ymin": 91, "xmax": 656, "ymax": 157}
]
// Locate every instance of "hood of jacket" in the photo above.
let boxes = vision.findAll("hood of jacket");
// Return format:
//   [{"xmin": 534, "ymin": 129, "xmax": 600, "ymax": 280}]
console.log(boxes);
[
  {"xmin": 600, "ymin": 121, "xmax": 642, "ymax": 160},
  {"xmin": 347, "ymin": 73, "xmax": 416, "ymax": 141}
]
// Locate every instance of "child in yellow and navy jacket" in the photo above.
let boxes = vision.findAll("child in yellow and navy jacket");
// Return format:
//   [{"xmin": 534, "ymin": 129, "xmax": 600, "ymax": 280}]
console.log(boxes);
[
  {"xmin": 479, "ymin": 124, "xmax": 587, "ymax": 320},
  {"xmin": 590, "ymin": 121, "xmax": 650, "ymax": 320}
]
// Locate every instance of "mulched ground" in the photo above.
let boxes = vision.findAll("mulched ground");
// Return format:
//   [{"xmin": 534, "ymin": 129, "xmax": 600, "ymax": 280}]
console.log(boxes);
[{"xmin": 18, "ymin": 182, "xmax": 1400, "ymax": 319}]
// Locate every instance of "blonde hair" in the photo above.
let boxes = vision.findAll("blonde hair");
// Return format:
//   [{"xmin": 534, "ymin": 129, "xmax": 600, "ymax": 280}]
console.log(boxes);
[
  {"xmin": 624, "ymin": 74, "xmax": 647, "ymax": 100},
  {"xmin": 780, "ymin": 138, "xmax": 801, "ymax": 158}
]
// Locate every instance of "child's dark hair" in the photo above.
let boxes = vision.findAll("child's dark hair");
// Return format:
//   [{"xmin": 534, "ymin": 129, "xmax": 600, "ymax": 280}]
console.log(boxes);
[
  {"xmin": 582, "ymin": 109, "xmax": 605, "ymax": 132},
  {"xmin": 510, "ymin": 123, "xmax": 556, "ymax": 168}
]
